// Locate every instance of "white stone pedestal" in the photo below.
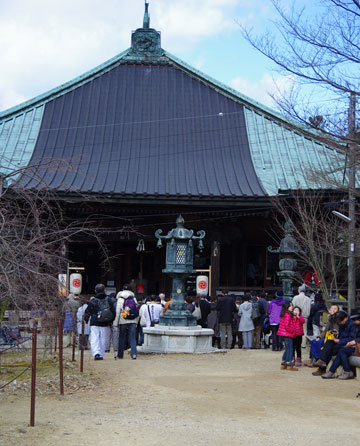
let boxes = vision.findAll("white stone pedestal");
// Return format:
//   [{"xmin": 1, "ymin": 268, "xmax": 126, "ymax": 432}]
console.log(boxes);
[{"xmin": 141, "ymin": 325, "xmax": 216, "ymax": 354}]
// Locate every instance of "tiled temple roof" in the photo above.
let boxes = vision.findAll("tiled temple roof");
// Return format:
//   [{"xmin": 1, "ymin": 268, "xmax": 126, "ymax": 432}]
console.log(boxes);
[{"xmin": 0, "ymin": 8, "xmax": 347, "ymax": 199}]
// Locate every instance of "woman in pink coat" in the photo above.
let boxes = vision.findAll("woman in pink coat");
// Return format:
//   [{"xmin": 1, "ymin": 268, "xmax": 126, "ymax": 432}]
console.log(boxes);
[
  {"xmin": 277, "ymin": 302, "xmax": 297, "ymax": 370},
  {"xmin": 292, "ymin": 306, "xmax": 305, "ymax": 366}
]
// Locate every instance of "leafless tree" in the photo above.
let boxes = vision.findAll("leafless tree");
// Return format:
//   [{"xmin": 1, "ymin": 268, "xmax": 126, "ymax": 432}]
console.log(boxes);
[
  {"xmin": 241, "ymin": 0, "xmax": 360, "ymax": 138},
  {"xmin": 271, "ymin": 190, "xmax": 357, "ymax": 302},
  {"xmin": 242, "ymin": 1, "xmax": 360, "ymax": 306},
  {"xmin": 0, "ymin": 163, "xmax": 138, "ymax": 312}
]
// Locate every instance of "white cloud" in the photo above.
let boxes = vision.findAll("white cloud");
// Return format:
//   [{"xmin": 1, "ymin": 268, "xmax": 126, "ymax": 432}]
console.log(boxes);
[
  {"xmin": 0, "ymin": 0, "xmax": 272, "ymax": 111},
  {"xmin": 229, "ymin": 73, "xmax": 296, "ymax": 109},
  {"xmin": 153, "ymin": 0, "xmax": 239, "ymax": 48},
  {"xmin": 0, "ymin": 0, "xmax": 142, "ymax": 110}
]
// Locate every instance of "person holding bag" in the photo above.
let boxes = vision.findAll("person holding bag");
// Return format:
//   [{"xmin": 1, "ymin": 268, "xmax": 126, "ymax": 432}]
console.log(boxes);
[{"xmin": 145, "ymin": 295, "xmax": 163, "ymax": 328}]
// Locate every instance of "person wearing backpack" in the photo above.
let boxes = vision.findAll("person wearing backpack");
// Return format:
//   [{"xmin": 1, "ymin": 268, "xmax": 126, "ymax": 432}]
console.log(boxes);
[
  {"xmin": 250, "ymin": 291, "xmax": 265, "ymax": 349},
  {"xmin": 114, "ymin": 285, "xmax": 139, "ymax": 360},
  {"xmin": 84, "ymin": 284, "xmax": 116, "ymax": 360}
]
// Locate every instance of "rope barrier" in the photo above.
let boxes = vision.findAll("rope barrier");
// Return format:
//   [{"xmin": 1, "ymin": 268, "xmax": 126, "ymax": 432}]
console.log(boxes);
[
  {"xmin": 0, "ymin": 337, "xmax": 33, "ymax": 354},
  {"xmin": 0, "ymin": 363, "xmax": 31, "ymax": 368},
  {"xmin": 0, "ymin": 365, "xmax": 31, "ymax": 390}
]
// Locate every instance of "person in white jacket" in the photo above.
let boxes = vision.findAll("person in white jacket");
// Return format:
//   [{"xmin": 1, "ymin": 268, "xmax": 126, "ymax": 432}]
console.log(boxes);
[
  {"xmin": 145, "ymin": 295, "xmax": 163, "ymax": 327},
  {"xmin": 138, "ymin": 297, "xmax": 148, "ymax": 345},
  {"xmin": 114, "ymin": 286, "xmax": 139, "ymax": 359},
  {"xmin": 76, "ymin": 298, "xmax": 90, "ymax": 350},
  {"xmin": 292, "ymin": 284, "xmax": 311, "ymax": 348}
]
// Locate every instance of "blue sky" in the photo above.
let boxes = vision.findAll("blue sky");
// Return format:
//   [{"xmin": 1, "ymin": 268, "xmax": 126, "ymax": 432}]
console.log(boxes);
[{"xmin": 0, "ymin": 0, "xmax": 311, "ymax": 112}]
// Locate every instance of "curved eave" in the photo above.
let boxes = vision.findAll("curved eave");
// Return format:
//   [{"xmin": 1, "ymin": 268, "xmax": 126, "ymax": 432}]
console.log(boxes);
[{"xmin": 164, "ymin": 50, "xmax": 346, "ymax": 152}]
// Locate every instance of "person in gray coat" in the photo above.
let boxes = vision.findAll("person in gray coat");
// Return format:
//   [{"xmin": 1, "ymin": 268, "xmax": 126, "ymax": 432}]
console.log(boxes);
[{"xmin": 238, "ymin": 294, "xmax": 255, "ymax": 349}]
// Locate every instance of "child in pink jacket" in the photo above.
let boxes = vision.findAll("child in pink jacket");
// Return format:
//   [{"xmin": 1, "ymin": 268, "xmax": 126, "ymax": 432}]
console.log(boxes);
[
  {"xmin": 292, "ymin": 306, "xmax": 305, "ymax": 366},
  {"xmin": 277, "ymin": 302, "xmax": 297, "ymax": 370}
]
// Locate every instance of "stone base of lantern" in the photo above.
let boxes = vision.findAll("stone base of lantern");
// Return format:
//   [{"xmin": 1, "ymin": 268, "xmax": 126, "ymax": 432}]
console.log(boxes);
[{"xmin": 141, "ymin": 325, "xmax": 217, "ymax": 354}]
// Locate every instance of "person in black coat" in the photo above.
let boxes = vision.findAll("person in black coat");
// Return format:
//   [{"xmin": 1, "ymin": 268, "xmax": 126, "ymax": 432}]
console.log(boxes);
[
  {"xmin": 84, "ymin": 283, "xmax": 116, "ymax": 360},
  {"xmin": 195, "ymin": 293, "xmax": 211, "ymax": 328},
  {"xmin": 216, "ymin": 291, "xmax": 237, "ymax": 349},
  {"xmin": 308, "ymin": 293, "xmax": 327, "ymax": 337},
  {"xmin": 250, "ymin": 292, "xmax": 265, "ymax": 349},
  {"xmin": 207, "ymin": 300, "xmax": 220, "ymax": 348}
]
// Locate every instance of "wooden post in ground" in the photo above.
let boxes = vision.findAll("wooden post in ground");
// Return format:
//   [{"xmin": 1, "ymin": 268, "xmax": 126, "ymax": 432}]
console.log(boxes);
[
  {"xmin": 58, "ymin": 318, "xmax": 64, "ymax": 395},
  {"xmin": 30, "ymin": 320, "xmax": 37, "ymax": 427},
  {"xmin": 54, "ymin": 322, "xmax": 57, "ymax": 352},
  {"xmin": 80, "ymin": 319, "xmax": 85, "ymax": 373},
  {"xmin": 72, "ymin": 325, "xmax": 76, "ymax": 362}
]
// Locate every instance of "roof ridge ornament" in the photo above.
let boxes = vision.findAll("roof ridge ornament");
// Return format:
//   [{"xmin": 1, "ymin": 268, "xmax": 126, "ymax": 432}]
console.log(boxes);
[
  {"xmin": 143, "ymin": 1, "xmax": 150, "ymax": 29},
  {"xmin": 123, "ymin": 0, "xmax": 166, "ymax": 62}
]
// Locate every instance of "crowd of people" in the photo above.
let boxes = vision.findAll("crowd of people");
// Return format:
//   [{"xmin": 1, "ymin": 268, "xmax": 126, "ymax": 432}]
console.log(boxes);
[{"xmin": 61, "ymin": 283, "xmax": 360, "ymax": 383}]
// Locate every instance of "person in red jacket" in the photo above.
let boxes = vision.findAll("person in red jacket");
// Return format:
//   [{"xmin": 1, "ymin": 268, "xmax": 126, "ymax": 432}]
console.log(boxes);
[
  {"xmin": 292, "ymin": 306, "xmax": 305, "ymax": 367},
  {"xmin": 277, "ymin": 302, "xmax": 297, "ymax": 371}
]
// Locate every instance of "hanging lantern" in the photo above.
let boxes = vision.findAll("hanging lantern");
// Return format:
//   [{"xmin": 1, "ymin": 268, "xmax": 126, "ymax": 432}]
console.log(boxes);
[
  {"xmin": 196, "ymin": 275, "xmax": 209, "ymax": 295},
  {"xmin": 70, "ymin": 273, "xmax": 82, "ymax": 294}
]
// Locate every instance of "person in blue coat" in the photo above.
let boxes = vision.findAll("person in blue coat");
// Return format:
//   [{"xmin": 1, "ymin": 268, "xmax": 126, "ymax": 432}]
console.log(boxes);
[
  {"xmin": 312, "ymin": 310, "xmax": 357, "ymax": 377},
  {"xmin": 322, "ymin": 309, "xmax": 360, "ymax": 380}
]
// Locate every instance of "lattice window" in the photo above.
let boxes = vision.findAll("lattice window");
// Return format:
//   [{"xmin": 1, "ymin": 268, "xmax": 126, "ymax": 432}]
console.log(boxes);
[{"xmin": 176, "ymin": 243, "xmax": 186, "ymax": 264}]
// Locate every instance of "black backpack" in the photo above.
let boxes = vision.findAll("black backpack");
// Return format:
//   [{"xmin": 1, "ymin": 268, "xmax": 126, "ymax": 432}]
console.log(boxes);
[{"xmin": 95, "ymin": 297, "xmax": 113, "ymax": 323}]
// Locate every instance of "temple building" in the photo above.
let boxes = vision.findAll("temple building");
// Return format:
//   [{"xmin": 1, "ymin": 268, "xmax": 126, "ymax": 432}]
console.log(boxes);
[{"xmin": 0, "ymin": 5, "xmax": 347, "ymax": 296}]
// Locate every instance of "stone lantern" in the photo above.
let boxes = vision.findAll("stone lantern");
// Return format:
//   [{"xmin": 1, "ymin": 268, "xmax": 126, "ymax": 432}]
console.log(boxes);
[
  {"xmin": 141, "ymin": 216, "xmax": 214, "ymax": 353},
  {"xmin": 268, "ymin": 221, "xmax": 300, "ymax": 301},
  {"xmin": 155, "ymin": 215, "xmax": 205, "ymax": 326}
]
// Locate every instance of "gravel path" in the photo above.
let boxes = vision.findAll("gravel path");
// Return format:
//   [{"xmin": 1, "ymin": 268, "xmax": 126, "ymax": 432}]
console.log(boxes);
[{"xmin": 0, "ymin": 348, "xmax": 359, "ymax": 445}]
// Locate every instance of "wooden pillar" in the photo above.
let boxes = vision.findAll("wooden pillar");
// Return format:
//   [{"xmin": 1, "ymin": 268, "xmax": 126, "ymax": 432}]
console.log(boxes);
[{"xmin": 210, "ymin": 240, "xmax": 220, "ymax": 298}]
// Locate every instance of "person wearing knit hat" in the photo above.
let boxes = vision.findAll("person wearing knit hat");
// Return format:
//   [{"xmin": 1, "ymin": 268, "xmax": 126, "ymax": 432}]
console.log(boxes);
[{"xmin": 292, "ymin": 284, "xmax": 311, "ymax": 348}]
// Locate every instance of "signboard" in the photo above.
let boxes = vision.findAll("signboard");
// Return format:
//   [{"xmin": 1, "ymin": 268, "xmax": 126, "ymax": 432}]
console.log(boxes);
[{"xmin": 58, "ymin": 273, "xmax": 67, "ymax": 297}]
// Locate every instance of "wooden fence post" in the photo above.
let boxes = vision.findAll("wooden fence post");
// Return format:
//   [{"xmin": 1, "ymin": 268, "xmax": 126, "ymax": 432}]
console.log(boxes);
[
  {"xmin": 30, "ymin": 320, "xmax": 37, "ymax": 426},
  {"xmin": 58, "ymin": 318, "xmax": 64, "ymax": 395}
]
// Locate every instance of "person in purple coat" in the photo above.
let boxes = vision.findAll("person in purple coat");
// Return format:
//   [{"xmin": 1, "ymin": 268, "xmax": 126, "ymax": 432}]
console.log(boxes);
[{"xmin": 267, "ymin": 290, "xmax": 285, "ymax": 351}]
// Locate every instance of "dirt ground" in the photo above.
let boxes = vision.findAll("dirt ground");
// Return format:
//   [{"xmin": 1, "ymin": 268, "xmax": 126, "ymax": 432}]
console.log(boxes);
[{"xmin": 0, "ymin": 348, "xmax": 359, "ymax": 446}]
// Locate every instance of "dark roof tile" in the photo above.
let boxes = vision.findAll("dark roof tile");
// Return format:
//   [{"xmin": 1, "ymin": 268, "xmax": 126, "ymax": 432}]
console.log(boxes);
[{"xmin": 19, "ymin": 64, "xmax": 266, "ymax": 198}]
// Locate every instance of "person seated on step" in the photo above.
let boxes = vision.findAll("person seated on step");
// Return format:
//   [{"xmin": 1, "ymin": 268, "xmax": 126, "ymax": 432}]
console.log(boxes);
[
  {"xmin": 312, "ymin": 310, "xmax": 357, "ymax": 377},
  {"xmin": 322, "ymin": 308, "xmax": 360, "ymax": 380},
  {"xmin": 305, "ymin": 304, "xmax": 339, "ymax": 367}
]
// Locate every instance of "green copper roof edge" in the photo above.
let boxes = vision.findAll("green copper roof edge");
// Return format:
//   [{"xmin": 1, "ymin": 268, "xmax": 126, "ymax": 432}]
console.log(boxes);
[
  {"xmin": 163, "ymin": 50, "xmax": 342, "ymax": 150},
  {"xmin": 0, "ymin": 48, "xmax": 132, "ymax": 120}
]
